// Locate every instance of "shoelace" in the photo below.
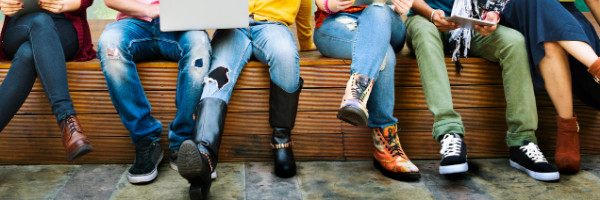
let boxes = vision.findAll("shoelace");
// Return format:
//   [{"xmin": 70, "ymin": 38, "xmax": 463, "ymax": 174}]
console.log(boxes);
[
  {"xmin": 383, "ymin": 129, "xmax": 404, "ymax": 157},
  {"xmin": 61, "ymin": 117, "xmax": 78, "ymax": 141},
  {"xmin": 440, "ymin": 134, "xmax": 462, "ymax": 157},
  {"xmin": 520, "ymin": 142, "xmax": 548, "ymax": 163}
]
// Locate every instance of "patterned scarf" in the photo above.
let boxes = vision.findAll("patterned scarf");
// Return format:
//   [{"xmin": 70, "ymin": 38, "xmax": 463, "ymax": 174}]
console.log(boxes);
[{"xmin": 449, "ymin": 0, "xmax": 510, "ymax": 75}]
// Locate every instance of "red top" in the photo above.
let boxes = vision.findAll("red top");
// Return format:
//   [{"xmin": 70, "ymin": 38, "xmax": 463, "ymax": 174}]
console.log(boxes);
[
  {"xmin": 0, "ymin": 0, "xmax": 96, "ymax": 61},
  {"xmin": 314, "ymin": 6, "xmax": 368, "ymax": 29}
]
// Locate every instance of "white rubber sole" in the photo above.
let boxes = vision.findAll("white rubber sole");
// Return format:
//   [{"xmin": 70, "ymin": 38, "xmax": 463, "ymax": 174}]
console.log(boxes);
[
  {"xmin": 128, "ymin": 153, "xmax": 164, "ymax": 184},
  {"xmin": 510, "ymin": 159, "xmax": 560, "ymax": 182},
  {"xmin": 439, "ymin": 160, "xmax": 468, "ymax": 174},
  {"xmin": 171, "ymin": 160, "xmax": 217, "ymax": 180}
]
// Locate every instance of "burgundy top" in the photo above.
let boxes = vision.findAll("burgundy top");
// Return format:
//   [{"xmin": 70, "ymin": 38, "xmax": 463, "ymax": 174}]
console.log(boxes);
[{"xmin": 0, "ymin": 0, "xmax": 96, "ymax": 61}]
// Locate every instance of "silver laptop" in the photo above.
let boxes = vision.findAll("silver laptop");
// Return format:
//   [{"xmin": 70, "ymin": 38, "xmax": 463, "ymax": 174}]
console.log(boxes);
[
  {"xmin": 353, "ymin": 0, "xmax": 394, "ymax": 5},
  {"xmin": 160, "ymin": 0, "xmax": 249, "ymax": 32}
]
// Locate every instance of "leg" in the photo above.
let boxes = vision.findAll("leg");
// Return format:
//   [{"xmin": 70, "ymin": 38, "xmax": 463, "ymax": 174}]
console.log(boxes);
[
  {"xmin": 3, "ymin": 13, "xmax": 77, "ymax": 123},
  {"xmin": 469, "ymin": 25, "xmax": 538, "ymax": 147},
  {"xmin": 251, "ymin": 22, "xmax": 303, "ymax": 177},
  {"xmin": 406, "ymin": 15, "xmax": 464, "ymax": 140},
  {"xmin": 159, "ymin": 31, "xmax": 212, "ymax": 152},
  {"xmin": 97, "ymin": 19, "xmax": 163, "ymax": 144},
  {"xmin": 0, "ymin": 42, "xmax": 37, "ymax": 131},
  {"xmin": 556, "ymin": 41, "xmax": 598, "ymax": 67},
  {"xmin": 406, "ymin": 15, "xmax": 468, "ymax": 175},
  {"xmin": 178, "ymin": 28, "xmax": 252, "ymax": 200},
  {"xmin": 539, "ymin": 42, "xmax": 574, "ymax": 118}
]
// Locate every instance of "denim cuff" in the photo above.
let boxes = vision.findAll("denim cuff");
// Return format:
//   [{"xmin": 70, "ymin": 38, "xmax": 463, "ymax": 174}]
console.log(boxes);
[
  {"xmin": 55, "ymin": 110, "xmax": 77, "ymax": 124},
  {"xmin": 432, "ymin": 119, "xmax": 465, "ymax": 141},
  {"xmin": 506, "ymin": 130, "xmax": 537, "ymax": 147}
]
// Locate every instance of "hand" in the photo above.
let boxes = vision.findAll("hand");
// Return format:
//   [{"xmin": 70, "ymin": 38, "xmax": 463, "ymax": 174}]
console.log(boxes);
[
  {"xmin": 1, "ymin": 0, "xmax": 24, "ymax": 16},
  {"xmin": 327, "ymin": 0, "xmax": 353, "ymax": 13},
  {"xmin": 145, "ymin": 4, "xmax": 159, "ymax": 19},
  {"xmin": 474, "ymin": 12, "xmax": 498, "ymax": 36},
  {"xmin": 432, "ymin": 10, "xmax": 461, "ymax": 32},
  {"xmin": 391, "ymin": 0, "xmax": 413, "ymax": 15},
  {"xmin": 39, "ymin": 0, "xmax": 66, "ymax": 14}
]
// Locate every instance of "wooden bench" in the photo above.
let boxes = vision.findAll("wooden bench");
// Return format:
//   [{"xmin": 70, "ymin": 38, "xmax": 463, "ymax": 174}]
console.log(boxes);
[{"xmin": 2, "ymin": 16, "xmax": 600, "ymax": 165}]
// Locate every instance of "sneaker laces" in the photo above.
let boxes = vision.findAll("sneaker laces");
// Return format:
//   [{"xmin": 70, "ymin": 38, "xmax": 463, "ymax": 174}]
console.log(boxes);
[
  {"xmin": 440, "ymin": 134, "xmax": 462, "ymax": 157},
  {"xmin": 383, "ymin": 129, "xmax": 404, "ymax": 157},
  {"xmin": 520, "ymin": 142, "xmax": 548, "ymax": 163}
]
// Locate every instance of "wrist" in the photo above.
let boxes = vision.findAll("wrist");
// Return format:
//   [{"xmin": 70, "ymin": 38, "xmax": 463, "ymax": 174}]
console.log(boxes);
[
  {"xmin": 430, "ymin": 9, "xmax": 440, "ymax": 22},
  {"xmin": 324, "ymin": 0, "xmax": 337, "ymax": 14}
]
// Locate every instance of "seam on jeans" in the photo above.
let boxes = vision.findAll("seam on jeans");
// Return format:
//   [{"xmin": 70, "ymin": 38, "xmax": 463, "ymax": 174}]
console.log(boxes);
[
  {"xmin": 5, "ymin": 25, "xmax": 29, "ymax": 33},
  {"xmin": 28, "ymin": 32, "xmax": 56, "ymax": 108},
  {"xmin": 153, "ymin": 37, "xmax": 184, "ymax": 58},
  {"xmin": 127, "ymin": 38, "xmax": 153, "ymax": 55}
]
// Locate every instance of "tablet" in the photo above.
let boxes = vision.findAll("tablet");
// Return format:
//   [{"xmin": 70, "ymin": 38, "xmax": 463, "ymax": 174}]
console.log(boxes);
[
  {"xmin": 353, "ymin": 0, "xmax": 394, "ymax": 5},
  {"xmin": 10, "ymin": 0, "xmax": 51, "ymax": 17},
  {"xmin": 444, "ymin": 16, "xmax": 496, "ymax": 29}
]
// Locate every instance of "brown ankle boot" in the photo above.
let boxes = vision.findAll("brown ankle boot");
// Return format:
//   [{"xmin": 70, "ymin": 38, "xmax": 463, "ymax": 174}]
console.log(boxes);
[
  {"xmin": 372, "ymin": 124, "xmax": 420, "ymax": 180},
  {"xmin": 59, "ymin": 115, "xmax": 93, "ymax": 161},
  {"xmin": 337, "ymin": 72, "xmax": 374, "ymax": 127},
  {"xmin": 587, "ymin": 57, "xmax": 600, "ymax": 84},
  {"xmin": 555, "ymin": 115, "xmax": 580, "ymax": 173}
]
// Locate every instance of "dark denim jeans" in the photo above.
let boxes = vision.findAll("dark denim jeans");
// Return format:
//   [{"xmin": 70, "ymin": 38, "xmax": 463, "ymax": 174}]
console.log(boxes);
[
  {"xmin": 0, "ymin": 13, "xmax": 79, "ymax": 132},
  {"xmin": 97, "ymin": 18, "xmax": 211, "ymax": 150}
]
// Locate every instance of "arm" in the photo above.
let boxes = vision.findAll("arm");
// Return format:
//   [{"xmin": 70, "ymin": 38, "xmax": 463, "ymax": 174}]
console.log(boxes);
[
  {"xmin": 296, "ymin": 0, "xmax": 315, "ymax": 51},
  {"xmin": 585, "ymin": 0, "xmax": 600, "ymax": 25},
  {"xmin": 104, "ymin": 0, "xmax": 159, "ymax": 19},
  {"xmin": 412, "ymin": 0, "xmax": 460, "ymax": 31},
  {"xmin": 38, "ymin": 0, "xmax": 81, "ymax": 13}
]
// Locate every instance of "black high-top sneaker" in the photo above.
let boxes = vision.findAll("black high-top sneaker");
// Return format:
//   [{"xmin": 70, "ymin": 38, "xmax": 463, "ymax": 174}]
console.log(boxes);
[
  {"xmin": 128, "ymin": 137, "xmax": 164, "ymax": 183},
  {"xmin": 510, "ymin": 141, "xmax": 559, "ymax": 181},
  {"xmin": 439, "ymin": 133, "xmax": 468, "ymax": 174}
]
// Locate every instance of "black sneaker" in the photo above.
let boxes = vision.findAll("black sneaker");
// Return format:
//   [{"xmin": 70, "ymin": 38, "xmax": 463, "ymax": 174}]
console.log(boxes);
[
  {"xmin": 510, "ymin": 141, "xmax": 559, "ymax": 181},
  {"xmin": 127, "ymin": 137, "xmax": 164, "ymax": 183},
  {"xmin": 439, "ymin": 133, "xmax": 468, "ymax": 174},
  {"xmin": 170, "ymin": 151, "xmax": 178, "ymax": 171}
]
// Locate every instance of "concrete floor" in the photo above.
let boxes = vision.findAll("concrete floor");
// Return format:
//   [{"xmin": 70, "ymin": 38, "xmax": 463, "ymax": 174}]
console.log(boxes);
[{"xmin": 2, "ymin": 156, "xmax": 600, "ymax": 200}]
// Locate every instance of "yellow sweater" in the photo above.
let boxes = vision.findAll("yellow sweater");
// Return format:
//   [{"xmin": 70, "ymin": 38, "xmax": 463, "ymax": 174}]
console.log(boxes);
[
  {"xmin": 249, "ymin": 0, "xmax": 314, "ymax": 50},
  {"xmin": 558, "ymin": 0, "xmax": 575, "ymax": 2}
]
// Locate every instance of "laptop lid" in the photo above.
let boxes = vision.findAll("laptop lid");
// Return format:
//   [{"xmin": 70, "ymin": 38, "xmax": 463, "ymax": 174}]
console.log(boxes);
[{"xmin": 160, "ymin": 0, "xmax": 249, "ymax": 32}]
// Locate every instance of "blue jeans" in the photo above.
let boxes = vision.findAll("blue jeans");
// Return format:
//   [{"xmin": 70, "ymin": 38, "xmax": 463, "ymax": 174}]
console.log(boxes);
[
  {"xmin": 97, "ymin": 18, "xmax": 211, "ymax": 150},
  {"xmin": 201, "ymin": 17, "xmax": 300, "ymax": 102},
  {"xmin": 313, "ymin": 5, "xmax": 404, "ymax": 128}
]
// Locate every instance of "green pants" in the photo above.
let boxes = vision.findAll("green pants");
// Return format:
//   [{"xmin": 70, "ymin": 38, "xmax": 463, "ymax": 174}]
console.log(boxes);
[{"xmin": 405, "ymin": 15, "xmax": 538, "ymax": 147}]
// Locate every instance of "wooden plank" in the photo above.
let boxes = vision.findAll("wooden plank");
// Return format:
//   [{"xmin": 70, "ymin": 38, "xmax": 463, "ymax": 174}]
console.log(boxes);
[
  {"xmin": 0, "ymin": 134, "xmax": 344, "ymax": 164},
  {"xmin": 2, "ymin": 112, "xmax": 342, "ymax": 138},
  {"xmin": 13, "ymin": 85, "xmax": 584, "ymax": 115}
]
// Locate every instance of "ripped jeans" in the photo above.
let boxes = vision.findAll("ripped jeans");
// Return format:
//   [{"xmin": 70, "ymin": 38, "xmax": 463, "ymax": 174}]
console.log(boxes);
[
  {"xmin": 200, "ymin": 18, "xmax": 300, "ymax": 103},
  {"xmin": 97, "ymin": 18, "xmax": 211, "ymax": 149},
  {"xmin": 313, "ymin": 5, "xmax": 405, "ymax": 128}
]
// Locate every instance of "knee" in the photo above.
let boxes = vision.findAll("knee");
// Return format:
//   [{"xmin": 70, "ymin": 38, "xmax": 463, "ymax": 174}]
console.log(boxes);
[
  {"xmin": 13, "ymin": 43, "xmax": 34, "ymax": 62},
  {"xmin": 543, "ymin": 42, "xmax": 565, "ymax": 60},
  {"xmin": 362, "ymin": 4, "xmax": 395, "ymax": 22},
  {"xmin": 29, "ymin": 13, "xmax": 54, "ymax": 28},
  {"xmin": 182, "ymin": 31, "xmax": 211, "ymax": 56},
  {"xmin": 97, "ymin": 30, "xmax": 129, "ymax": 61}
]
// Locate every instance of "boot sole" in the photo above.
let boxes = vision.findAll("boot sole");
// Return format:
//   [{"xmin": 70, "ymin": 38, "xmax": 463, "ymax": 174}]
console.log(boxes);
[
  {"xmin": 338, "ymin": 106, "xmax": 368, "ymax": 127},
  {"xmin": 373, "ymin": 158, "xmax": 421, "ymax": 181},
  {"xmin": 275, "ymin": 169, "xmax": 297, "ymax": 178},
  {"xmin": 178, "ymin": 140, "xmax": 210, "ymax": 200},
  {"xmin": 67, "ymin": 144, "xmax": 93, "ymax": 161},
  {"xmin": 509, "ymin": 159, "xmax": 560, "ymax": 181}
]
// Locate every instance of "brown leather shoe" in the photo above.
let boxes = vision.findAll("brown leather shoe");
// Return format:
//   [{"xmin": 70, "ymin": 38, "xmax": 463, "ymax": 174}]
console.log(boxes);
[
  {"xmin": 59, "ymin": 115, "xmax": 93, "ymax": 161},
  {"xmin": 555, "ymin": 115, "xmax": 580, "ymax": 173}
]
